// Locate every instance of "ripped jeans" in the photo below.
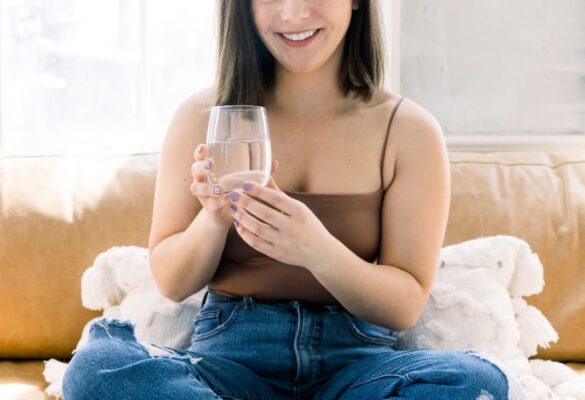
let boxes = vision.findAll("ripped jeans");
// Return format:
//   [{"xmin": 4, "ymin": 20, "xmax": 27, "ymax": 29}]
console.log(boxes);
[{"xmin": 63, "ymin": 288, "xmax": 526, "ymax": 400}]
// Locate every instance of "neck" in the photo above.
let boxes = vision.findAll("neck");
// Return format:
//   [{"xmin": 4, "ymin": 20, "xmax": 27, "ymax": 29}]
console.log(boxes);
[{"xmin": 267, "ymin": 46, "xmax": 353, "ymax": 117}]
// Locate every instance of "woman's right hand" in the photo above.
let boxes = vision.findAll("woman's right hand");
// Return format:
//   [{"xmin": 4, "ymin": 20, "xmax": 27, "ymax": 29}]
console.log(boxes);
[{"xmin": 190, "ymin": 144, "xmax": 233, "ymax": 229}]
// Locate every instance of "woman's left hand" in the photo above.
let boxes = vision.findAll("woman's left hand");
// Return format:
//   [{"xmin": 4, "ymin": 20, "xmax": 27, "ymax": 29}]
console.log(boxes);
[{"xmin": 228, "ymin": 161, "xmax": 333, "ymax": 270}]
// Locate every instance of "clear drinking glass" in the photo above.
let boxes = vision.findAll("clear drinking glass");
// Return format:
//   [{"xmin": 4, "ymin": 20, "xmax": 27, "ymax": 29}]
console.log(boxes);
[{"xmin": 206, "ymin": 105, "xmax": 272, "ymax": 193}]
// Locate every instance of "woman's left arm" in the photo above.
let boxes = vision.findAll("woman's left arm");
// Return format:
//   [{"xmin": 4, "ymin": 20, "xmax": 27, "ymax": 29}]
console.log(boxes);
[
  {"xmin": 229, "ymin": 101, "xmax": 450, "ymax": 332},
  {"xmin": 310, "ymin": 102, "xmax": 451, "ymax": 331}
]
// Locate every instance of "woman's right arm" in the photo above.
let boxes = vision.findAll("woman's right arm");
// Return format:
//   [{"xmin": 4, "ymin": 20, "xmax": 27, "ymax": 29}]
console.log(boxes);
[{"xmin": 147, "ymin": 93, "xmax": 233, "ymax": 303}]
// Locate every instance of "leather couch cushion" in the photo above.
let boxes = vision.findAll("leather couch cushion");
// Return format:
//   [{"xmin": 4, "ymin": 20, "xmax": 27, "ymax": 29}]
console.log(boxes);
[
  {"xmin": 0, "ymin": 361, "xmax": 50, "ymax": 399},
  {"xmin": 445, "ymin": 151, "xmax": 585, "ymax": 361}
]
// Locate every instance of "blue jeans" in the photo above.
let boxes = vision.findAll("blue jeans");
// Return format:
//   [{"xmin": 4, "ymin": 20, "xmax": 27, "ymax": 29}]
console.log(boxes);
[{"xmin": 63, "ymin": 288, "xmax": 524, "ymax": 399}]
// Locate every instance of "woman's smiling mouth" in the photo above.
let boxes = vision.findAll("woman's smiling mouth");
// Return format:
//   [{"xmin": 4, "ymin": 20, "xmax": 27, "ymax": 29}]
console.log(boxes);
[{"xmin": 277, "ymin": 29, "xmax": 322, "ymax": 47}]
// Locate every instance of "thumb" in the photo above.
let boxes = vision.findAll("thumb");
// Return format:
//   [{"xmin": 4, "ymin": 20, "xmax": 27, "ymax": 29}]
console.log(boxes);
[{"xmin": 266, "ymin": 160, "xmax": 280, "ymax": 191}]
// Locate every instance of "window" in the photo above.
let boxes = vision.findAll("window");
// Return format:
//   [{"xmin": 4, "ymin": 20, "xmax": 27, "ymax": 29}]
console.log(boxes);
[
  {"xmin": 0, "ymin": 2, "xmax": 398, "ymax": 155},
  {"xmin": 0, "ymin": 0, "xmax": 216, "ymax": 155}
]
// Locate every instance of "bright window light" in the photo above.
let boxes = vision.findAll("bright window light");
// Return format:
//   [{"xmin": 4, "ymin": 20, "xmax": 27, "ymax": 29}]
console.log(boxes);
[{"xmin": 0, "ymin": 0, "xmax": 217, "ymax": 155}]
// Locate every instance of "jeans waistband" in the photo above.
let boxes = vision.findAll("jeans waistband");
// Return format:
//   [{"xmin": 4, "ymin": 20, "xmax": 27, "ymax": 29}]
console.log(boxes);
[{"xmin": 203, "ymin": 287, "xmax": 343, "ymax": 313}]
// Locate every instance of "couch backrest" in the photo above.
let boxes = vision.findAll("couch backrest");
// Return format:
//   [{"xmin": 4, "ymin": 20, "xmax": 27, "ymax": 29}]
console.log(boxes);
[
  {"xmin": 1, "ymin": 151, "xmax": 584, "ymax": 361},
  {"xmin": 0, "ymin": 153, "xmax": 159, "ymax": 359}
]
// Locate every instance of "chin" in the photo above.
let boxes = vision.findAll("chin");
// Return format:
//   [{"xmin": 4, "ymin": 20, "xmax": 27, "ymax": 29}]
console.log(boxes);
[
  {"xmin": 284, "ymin": 65, "xmax": 319, "ymax": 74},
  {"xmin": 277, "ymin": 59, "xmax": 326, "ymax": 75}
]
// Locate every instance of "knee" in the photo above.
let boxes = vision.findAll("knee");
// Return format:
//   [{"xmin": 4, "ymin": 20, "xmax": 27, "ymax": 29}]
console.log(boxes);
[
  {"xmin": 407, "ymin": 350, "xmax": 510, "ymax": 399},
  {"xmin": 454, "ymin": 351, "xmax": 510, "ymax": 399},
  {"xmin": 62, "ymin": 319, "xmax": 148, "ymax": 399},
  {"xmin": 62, "ymin": 344, "xmax": 106, "ymax": 400}
]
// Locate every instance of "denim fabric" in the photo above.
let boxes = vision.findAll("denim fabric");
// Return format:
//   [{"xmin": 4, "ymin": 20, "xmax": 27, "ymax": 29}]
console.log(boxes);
[{"xmin": 63, "ymin": 288, "xmax": 519, "ymax": 400}]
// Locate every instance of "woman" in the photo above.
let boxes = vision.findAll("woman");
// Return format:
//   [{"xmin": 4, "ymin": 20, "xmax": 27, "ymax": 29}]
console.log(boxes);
[{"xmin": 63, "ymin": 1, "xmax": 525, "ymax": 399}]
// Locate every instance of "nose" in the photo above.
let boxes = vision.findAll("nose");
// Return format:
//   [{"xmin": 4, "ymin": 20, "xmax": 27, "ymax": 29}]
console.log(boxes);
[{"xmin": 280, "ymin": 0, "xmax": 311, "ymax": 23}]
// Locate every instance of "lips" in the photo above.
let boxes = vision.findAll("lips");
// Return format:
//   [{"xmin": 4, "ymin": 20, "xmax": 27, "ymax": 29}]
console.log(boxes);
[
  {"xmin": 280, "ymin": 29, "xmax": 318, "ymax": 41},
  {"xmin": 276, "ymin": 28, "xmax": 322, "ymax": 48}
]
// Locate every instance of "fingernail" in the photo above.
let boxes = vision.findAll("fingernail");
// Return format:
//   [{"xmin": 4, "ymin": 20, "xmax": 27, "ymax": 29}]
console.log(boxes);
[
  {"xmin": 242, "ymin": 181, "xmax": 252, "ymax": 191},
  {"xmin": 213, "ymin": 185, "xmax": 222, "ymax": 195},
  {"xmin": 204, "ymin": 159, "xmax": 212, "ymax": 170},
  {"xmin": 229, "ymin": 205, "xmax": 237, "ymax": 213},
  {"xmin": 197, "ymin": 144, "xmax": 204, "ymax": 154},
  {"xmin": 229, "ymin": 192, "xmax": 239, "ymax": 202},
  {"xmin": 234, "ymin": 220, "xmax": 240, "ymax": 228}
]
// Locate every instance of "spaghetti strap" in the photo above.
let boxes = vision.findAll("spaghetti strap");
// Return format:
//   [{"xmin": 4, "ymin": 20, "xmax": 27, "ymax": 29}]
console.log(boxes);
[{"xmin": 380, "ymin": 96, "xmax": 405, "ymax": 190}]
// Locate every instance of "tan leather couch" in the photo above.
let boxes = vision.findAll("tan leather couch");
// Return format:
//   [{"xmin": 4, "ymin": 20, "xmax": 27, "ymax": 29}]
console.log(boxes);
[{"xmin": 1, "ymin": 151, "xmax": 584, "ymax": 399}]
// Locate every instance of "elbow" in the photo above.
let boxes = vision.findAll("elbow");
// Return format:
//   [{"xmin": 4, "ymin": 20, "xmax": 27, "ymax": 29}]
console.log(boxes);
[
  {"xmin": 162, "ymin": 291, "xmax": 185, "ymax": 304},
  {"xmin": 153, "ymin": 278, "xmax": 185, "ymax": 304},
  {"xmin": 396, "ymin": 286, "xmax": 431, "ymax": 331},
  {"xmin": 153, "ymin": 276, "xmax": 180, "ymax": 303},
  {"xmin": 148, "ymin": 251, "xmax": 184, "ymax": 304},
  {"xmin": 397, "ymin": 313, "xmax": 421, "ymax": 332},
  {"xmin": 152, "ymin": 280, "xmax": 182, "ymax": 304},
  {"xmin": 389, "ymin": 310, "xmax": 422, "ymax": 332}
]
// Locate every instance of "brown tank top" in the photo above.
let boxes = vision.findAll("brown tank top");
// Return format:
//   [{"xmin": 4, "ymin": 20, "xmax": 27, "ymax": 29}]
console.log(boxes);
[{"xmin": 208, "ymin": 97, "xmax": 405, "ymax": 304}]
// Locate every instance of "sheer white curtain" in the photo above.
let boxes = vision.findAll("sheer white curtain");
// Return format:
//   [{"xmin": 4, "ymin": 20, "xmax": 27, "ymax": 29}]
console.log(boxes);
[
  {"xmin": 0, "ymin": 1, "xmax": 393, "ymax": 155},
  {"xmin": 0, "ymin": 0, "xmax": 216, "ymax": 155}
]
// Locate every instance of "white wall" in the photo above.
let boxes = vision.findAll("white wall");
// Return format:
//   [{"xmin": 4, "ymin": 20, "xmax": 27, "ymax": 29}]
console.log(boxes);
[{"xmin": 400, "ymin": 0, "xmax": 585, "ymax": 138}]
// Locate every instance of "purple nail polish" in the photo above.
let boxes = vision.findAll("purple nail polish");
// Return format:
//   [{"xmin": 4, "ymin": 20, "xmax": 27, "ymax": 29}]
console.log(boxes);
[
  {"xmin": 234, "ymin": 220, "xmax": 240, "ymax": 228},
  {"xmin": 229, "ymin": 192, "xmax": 239, "ymax": 202},
  {"xmin": 229, "ymin": 205, "xmax": 237, "ymax": 213},
  {"xmin": 242, "ymin": 181, "xmax": 252, "ymax": 191},
  {"xmin": 213, "ymin": 185, "xmax": 222, "ymax": 195},
  {"xmin": 204, "ymin": 159, "xmax": 212, "ymax": 170}
]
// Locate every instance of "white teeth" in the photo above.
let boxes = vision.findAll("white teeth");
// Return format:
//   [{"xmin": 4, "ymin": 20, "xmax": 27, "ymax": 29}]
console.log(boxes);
[{"xmin": 282, "ymin": 29, "xmax": 317, "ymax": 42}]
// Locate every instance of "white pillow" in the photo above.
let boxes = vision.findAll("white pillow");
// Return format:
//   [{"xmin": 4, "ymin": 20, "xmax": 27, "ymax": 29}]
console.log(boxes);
[
  {"xmin": 395, "ymin": 235, "xmax": 567, "ymax": 399},
  {"xmin": 78, "ymin": 246, "xmax": 205, "ymax": 350}
]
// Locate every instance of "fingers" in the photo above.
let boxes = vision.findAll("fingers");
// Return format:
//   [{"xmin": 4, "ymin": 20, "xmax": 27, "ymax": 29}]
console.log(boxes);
[
  {"xmin": 191, "ymin": 143, "xmax": 212, "ymax": 182},
  {"xmin": 191, "ymin": 181, "xmax": 230, "ymax": 209},
  {"xmin": 232, "ymin": 220, "xmax": 274, "ymax": 254},
  {"xmin": 228, "ymin": 191, "xmax": 287, "ymax": 232},
  {"xmin": 194, "ymin": 143, "xmax": 207, "ymax": 161},
  {"xmin": 191, "ymin": 143, "xmax": 225, "ymax": 202},
  {"xmin": 239, "ymin": 181, "xmax": 296, "ymax": 216},
  {"xmin": 266, "ymin": 176, "xmax": 280, "ymax": 191},
  {"xmin": 265, "ymin": 160, "xmax": 280, "ymax": 191},
  {"xmin": 229, "ymin": 202, "xmax": 280, "ymax": 243},
  {"xmin": 267, "ymin": 160, "xmax": 280, "ymax": 190},
  {"xmin": 190, "ymin": 181, "xmax": 224, "ymax": 198},
  {"xmin": 191, "ymin": 158, "xmax": 214, "ymax": 182},
  {"xmin": 191, "ymin": 143, "xmax": 214, "ymax": 183}
]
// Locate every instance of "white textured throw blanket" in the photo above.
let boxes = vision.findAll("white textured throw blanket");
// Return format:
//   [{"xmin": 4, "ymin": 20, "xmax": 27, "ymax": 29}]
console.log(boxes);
[{"xmin": 44, "ymin": 237, "xmax": 585, "ymax": 399}]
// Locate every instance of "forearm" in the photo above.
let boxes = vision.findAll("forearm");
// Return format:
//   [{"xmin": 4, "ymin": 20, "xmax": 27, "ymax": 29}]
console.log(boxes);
[
  {"xmin": 308, "ymin": 237, "xmax": 429, "ymax": 332},
  {"xmin": 149, "ymin": 209, "xmax": 230, "ymax": 302}
]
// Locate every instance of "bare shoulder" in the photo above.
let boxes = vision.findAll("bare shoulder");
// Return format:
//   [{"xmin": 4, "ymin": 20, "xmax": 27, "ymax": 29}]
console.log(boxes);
[
  {"xmin": 372, "ymin": 90, "xmax": 447, "ymax": 188},
  {"xmin": 384, "ymin": 94, "xmax": 446, "ymax": 163},
  {"xmin": 370, "ymin": 89, "xmax": 442, "ymax": 133},
  {"xmin": 165, "ymin": 87, "xmax": 215, "ymax": 149},
  {"xmin": 391, "ymin": 96, "xmax": 444, "ymax": 145},
  {"xmin": 158, "ymin": 87, "xmax": 215, "ymax": 172}
]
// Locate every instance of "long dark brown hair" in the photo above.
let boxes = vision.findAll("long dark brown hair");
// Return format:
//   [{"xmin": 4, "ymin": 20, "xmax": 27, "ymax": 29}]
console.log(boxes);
[{"xmin": 214, "ymin": 0, "xmax": 385, "ymax": 106}]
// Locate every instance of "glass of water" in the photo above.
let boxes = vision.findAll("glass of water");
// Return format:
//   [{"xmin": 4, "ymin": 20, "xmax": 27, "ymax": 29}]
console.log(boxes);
[{"xmin": 206, "ymin": 105, "xmax": 272, "ymax": 193}]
